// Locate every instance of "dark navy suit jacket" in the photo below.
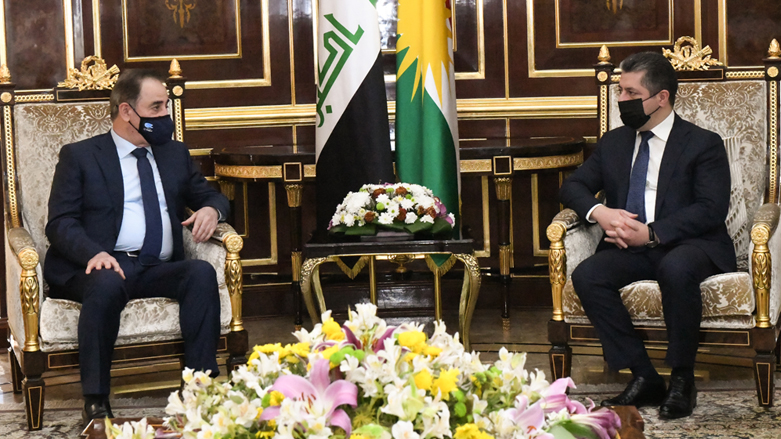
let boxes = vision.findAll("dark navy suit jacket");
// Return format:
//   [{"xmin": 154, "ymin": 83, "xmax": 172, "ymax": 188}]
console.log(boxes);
[
  {"xmin": 44, "ymin": 132, "xmax": 230, "ymax": 288},
  {"xmin": 560, "ymin": 114, "xmax": 737, "ymax": 273}
]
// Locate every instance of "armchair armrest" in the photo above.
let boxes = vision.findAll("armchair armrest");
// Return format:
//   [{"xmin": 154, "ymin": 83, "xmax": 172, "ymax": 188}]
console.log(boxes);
[
  {"xmin": 182, "ymin": 219, "xmax": 244, "ymax": 333},
  {"xmin": 750, "ymin": 203, "xmax": 781, "ymax": 328},
  {"xmin": 7, "ymin": 227, "xmax": 41, "ymax": 352},
  {"xmin": 547, "ymin": 209, "xmax": 603, "ymax": 321}
]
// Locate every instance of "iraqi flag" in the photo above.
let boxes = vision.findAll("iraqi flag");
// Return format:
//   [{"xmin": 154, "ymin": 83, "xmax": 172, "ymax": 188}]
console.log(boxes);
[
  {"xmin": 395, "ymin": 0, "xmax": 460, "ymax": 238},
  {"xmin": 315, "ymin": 0, "xmax": 395, "ymax": 233}
]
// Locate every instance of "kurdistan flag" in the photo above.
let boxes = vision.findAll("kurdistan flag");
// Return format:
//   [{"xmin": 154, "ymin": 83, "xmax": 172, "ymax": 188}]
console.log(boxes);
[
  {"xmin": 315, "ymin": 0, "xmax": 395, "ymax": 232},
  {"xmin": 395, "ymin": 0, "xmax": 460, "ymax": 238}
]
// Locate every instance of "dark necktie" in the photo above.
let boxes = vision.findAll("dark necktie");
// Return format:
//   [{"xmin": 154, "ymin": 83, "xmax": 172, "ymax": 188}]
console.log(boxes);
[
  {"xmin": 625, "ymin": 131, "xmax": 655, "ymax": 224},
  {"xmin": 131, "ymin": 147, "xmax": 163, "ymax": 266}
]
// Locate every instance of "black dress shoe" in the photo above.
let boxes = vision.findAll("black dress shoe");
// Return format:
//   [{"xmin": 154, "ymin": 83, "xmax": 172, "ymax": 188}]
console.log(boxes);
[
  {"xmin": 601, "ymin": 376, "xmax": 667, "ymax": 407},
  {"xmin": 82, "ymin": 399, "xmax": 114, "ymax": 427},
  {"xmin": 659, "ymin": 375, "xmax": 697, "ymax": 419}
]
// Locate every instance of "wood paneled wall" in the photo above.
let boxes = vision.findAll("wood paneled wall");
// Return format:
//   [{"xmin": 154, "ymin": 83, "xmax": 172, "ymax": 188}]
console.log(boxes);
[{"xmin": 1, "ymin": 0, "xmax": 778, "ymax": 316}]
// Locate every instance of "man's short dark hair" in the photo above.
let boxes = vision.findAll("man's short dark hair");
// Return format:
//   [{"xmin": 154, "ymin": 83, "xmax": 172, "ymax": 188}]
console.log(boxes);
[
  {"xmin": 620, "ymin": 52, "xmax": 678, "ymax": 106},
  {"xmin": 110, "ymin": 69, "xmax": 168, "ymax": 120}
]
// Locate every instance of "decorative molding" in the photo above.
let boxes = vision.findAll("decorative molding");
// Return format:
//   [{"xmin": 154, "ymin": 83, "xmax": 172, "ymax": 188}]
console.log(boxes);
[
  {"xmin": 58, "ymin": 56, "xmax": 120, "ymax": 91},
  {"xmin": 662, "ymin": 36, "xmax": 722, "ymax": 71},
  {"xmin": 513, "ymin": 152, "xmax": 583, "ymax": 171}
]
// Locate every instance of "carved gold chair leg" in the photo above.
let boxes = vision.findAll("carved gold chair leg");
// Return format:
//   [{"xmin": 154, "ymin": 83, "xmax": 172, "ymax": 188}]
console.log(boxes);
[
  {"xmin": 224, "ymin": 233, "xmax": 248, "ymax": 371},
  {"xmin": 21, "ymin": 350, "xmax": 45, "ymax": 431}
]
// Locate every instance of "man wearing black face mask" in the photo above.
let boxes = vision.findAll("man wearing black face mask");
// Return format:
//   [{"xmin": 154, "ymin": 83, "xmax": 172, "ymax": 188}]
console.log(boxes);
[
  {"xmin": 44, "ymin": 69, "xmax": 229, "ymax": 424},
  {"xmin": 560, "ymin": 52, "xmax": 734, "ymax": 419}
]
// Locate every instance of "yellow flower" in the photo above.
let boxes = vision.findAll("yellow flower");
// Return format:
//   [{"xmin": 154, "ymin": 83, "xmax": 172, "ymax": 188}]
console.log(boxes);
[
  {"xmin": 424, "ymin": 346, "xmax": 442, "ymax": 358},
  {"xmin": 454, "ymin": 424, "xmax": 493, "ymax": 439},
  {"xmin": 256, "ymin": 343, "xmax": 284, "ymax": 354},
  {"xmin": 414, "ymin": 368, "xmax": 433, "ymax": 391},
  {"xmin": 257, "ymin": 432, "xmax": 275, "ymax": 439},
  {"xmin": 403, "ymin": 352, "xmax": 418, "ymax": 363},
  {"xmin": 322, "ymin": 318, "xmax": 345, "ymax": 341},
  {"xmin": 432, "ymin": 368, "xmax": 460, "ymax": 400},
  {"xmin": 398, "ymin": 331, "xmax": 427, "ymax": 353},
  {"xmin": 290, "ymin": 342, "xmax": 311, "ymax": 357},
  {"xmin": 269, "ymin": 391, "xmax": 285, "ymax": 407},
  {"xmin": 256, "ymin": 407, "xmax": 264, "ymax": 419},
  {"xmin": 248, "ymin": 351, "xmax": 260, "ymax": 363},
  {"xmin": 319, "ymin": 345, "xmax": 341, "ymax": 365},
  {"xmin": 350, "ymin": 435, "xmax": 369, "ymax": 439}
]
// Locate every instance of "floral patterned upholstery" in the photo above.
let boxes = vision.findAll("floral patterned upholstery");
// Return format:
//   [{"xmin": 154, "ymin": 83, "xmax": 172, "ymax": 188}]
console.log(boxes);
[
  {"xmin": 561, "ymin": 79, "xmax": 769, "ymax": 329},
  {"xmin": 6, "ymin": 101, "xmax": 232, "ymax": 353}
]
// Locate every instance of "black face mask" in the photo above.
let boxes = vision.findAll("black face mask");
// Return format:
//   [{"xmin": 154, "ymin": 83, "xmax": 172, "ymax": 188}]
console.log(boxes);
[
  {"xmin": 618, "ymin": 91, "xmax": 661, "ymax": 130},
  {"xmin": 130, "ymin": 105, "xmax": 175, "ymax": 146}
]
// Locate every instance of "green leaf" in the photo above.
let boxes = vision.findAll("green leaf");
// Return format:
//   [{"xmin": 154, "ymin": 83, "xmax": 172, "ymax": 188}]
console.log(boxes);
[
  {"xmin": 345, "ymin": 223, "xmax": 377, "ymax": 236},
  {"xmin": 329, "ymin": 224, "xmax": 348, "ymax": 234},
  {"xmin": 547, "ymin": 424, "xmax": 578, "ymax": 439},
  {"xmin": 404, "ymin": 220, "xmax": 433, "ymax": 234},
  {"xmin": 430, "ymin": 217, "xmax": 453, "ymax": 236},
  {"xmin": 454, "ymin": 402, "xmax": 467, "ymax": 417},
  {"xmin": 554, "ymin": 420, "xmax": 600, "ymax": 439}
]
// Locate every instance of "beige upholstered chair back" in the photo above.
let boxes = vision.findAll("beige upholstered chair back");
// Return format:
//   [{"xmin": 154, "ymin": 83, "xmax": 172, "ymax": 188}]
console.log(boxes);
[
  {"xmin": 607, "ymin": 80, "xmax": 768, "ymax": 270},
  {"xmin": 13, "ymin": 102, "xmax": 113, "ymax": 265}
]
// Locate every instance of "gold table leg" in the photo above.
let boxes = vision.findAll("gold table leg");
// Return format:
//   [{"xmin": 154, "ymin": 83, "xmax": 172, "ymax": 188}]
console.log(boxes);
[
  {"xmin": 454, "ymin": 253, "xmax": 482, "ymax": 352},
  {"xmin": 369, "ymin": 255, "xmax": 377, "ymax": 305},
  {"xmin": 300, "ymin": 257, "xmax": 328, "ymax": 324}
]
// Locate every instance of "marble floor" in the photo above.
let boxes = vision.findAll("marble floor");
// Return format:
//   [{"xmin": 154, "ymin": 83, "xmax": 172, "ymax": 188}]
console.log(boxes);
[{"xmin": 0, "ymin": 308, "xmax": 762, "ymax": 408}]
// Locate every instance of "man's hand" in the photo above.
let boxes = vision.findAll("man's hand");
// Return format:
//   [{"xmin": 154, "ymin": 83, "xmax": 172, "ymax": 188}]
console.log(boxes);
[
  {"xmin": 605, "ymin": 217, "xmax": 650, "ymax": 248},
  {"xmin": 86, "ymin": 251, "xmax": 125, "ymax": 279},
  {"xmin": 591, "ymin": 206, "xmax": 643, "ymax": 248},
  {"xmin": 182, "ymin": 206, "xmax": 219, "ymax": 243}
]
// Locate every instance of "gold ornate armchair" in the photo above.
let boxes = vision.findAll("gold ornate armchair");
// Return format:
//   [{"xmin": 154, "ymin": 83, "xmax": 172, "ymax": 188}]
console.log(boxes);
[
  {"xmin": 547, "ymin": 38, "xmax": 781, "ymax": 406},
  {"xmin": 3, "ymin": 57, "xmax": 247, "ymax": 430}
]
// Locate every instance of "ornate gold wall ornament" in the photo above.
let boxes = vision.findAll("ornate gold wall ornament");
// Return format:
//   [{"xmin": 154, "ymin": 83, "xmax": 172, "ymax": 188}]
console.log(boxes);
[
  {"xmin": 662, "ymin": 36, "xmax": 723, "ymax": 71},
  {"xmin": 769, "ymin": 39, "xmax": 781, "ymax": 59},
  {"xmin": 169, "ymin": 59, "xmax": 184, "ymax": 78},
  {"xmin": 460, "ymin": 159, "xmax": 492, "ymax": 173},
  {"xmin": 768, "ymin": 67, "xmax": 779, "ymax": 79},
  {"xmin": 166, "ymin": 0, "xmax": 196, "ymax": 28},
  {"xmin": 172, "ymin": 85, "xmax": 184, "ymax": 96},
  {"xmin": 0, "ymin": 92, "xmax": 11, "ymax": 103},
  {"xmin": 597, "ymin": 45, "xmax": 611, "ymax": 64},
  {"xmin": 58, "ymin": 56, "xmax": 120, "ymax": 91},
  {"xmin": 0, "ymin": 64, "xmax": 11, "ymax": 83},
  {"xmin": 597, "ymin": 71, "xmax": 608, "ymax": 82},
  {"xmin": 215, "ymin": 164, "xmax": 283, "ymax": 179}
]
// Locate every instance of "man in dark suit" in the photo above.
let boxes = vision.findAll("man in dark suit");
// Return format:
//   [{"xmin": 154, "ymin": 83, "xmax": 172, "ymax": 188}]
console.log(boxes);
[
  {"xmin": 44, "ymin": 69, "xmax": 230, "ymax": 424},
  {"xmin": 560, "ymin": 52, "xmax": 735, "ymax": 419}
]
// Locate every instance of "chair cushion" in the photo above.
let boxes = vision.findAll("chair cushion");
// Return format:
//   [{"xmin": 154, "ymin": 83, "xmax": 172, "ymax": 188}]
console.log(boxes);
[
  {"xmin": 39, "ymin": 284, "xmax": 232, "ymax": 352},
  {"xmin": 562, "ymin": 271, "xmax": 755, "ymax": 329}
]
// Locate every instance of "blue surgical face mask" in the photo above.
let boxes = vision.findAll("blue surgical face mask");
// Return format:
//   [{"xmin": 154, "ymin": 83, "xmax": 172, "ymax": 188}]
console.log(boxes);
[{"xmin": 129, "ymin": 104, "xmax": 174, "ymax": 146}]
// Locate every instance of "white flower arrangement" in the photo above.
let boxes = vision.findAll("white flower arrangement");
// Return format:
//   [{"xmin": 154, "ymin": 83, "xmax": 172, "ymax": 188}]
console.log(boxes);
[
  {"xmin": 329, "ymin": 184, "xmax": 455, "ymax": 238},
  {"xmin": 109, "ymin": 304, "xmax": 621, "ymax": 439}
]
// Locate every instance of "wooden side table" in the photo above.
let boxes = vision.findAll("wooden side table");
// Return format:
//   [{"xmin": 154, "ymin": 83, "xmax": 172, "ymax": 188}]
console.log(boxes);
[
  {"xmin": 300, "ymin": 239, "xmax": 481, "ymax": 351},
  {"xmin": 459, "ymin": 137, "xmax": 585, "ymax": 330}
]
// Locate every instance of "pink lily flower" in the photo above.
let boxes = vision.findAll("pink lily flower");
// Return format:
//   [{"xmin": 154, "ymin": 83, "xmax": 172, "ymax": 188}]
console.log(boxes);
[
  {"xmin": 260, "ymin": 359, "xmax": 358, "ymax": 436},
  {"xmin": 506, "ymin": 396, "xmax": 554, "ymax": 439},
  {"xmin": 570, "ymin": 408, "xmax": 622, "ymax": 439}
]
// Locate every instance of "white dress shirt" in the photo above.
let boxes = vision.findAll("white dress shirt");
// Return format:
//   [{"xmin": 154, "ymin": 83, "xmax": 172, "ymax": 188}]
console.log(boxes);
[
  {"xmin": 587, "ymin": 110, "xmax": 676, "ymax": 224},
  {"xmin": 112, "ymin": 129, "xmax": 174, "ymax": 260}
]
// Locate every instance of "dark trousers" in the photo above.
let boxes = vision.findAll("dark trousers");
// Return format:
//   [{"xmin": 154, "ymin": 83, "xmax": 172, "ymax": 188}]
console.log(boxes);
[
  {"xmin": 571, "ymin": 244, "xmax": 720, "ymax": 371},
  {"xmin": 48, "ymin": 253, "xmax": 221, "ymax": 396}
]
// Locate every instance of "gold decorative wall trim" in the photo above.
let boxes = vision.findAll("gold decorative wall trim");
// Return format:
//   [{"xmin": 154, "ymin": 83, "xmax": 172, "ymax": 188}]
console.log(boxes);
[
  {"xmin": 0, "ymin": 0, "xmax": 7, "ymax": 65},
  {"xmin": 92, "ymin": 0, "xmax": 102, "ymax": 57},
  {"xmin": 513, "ymin": 151, "xmax": 583, "ymax": 171},
  {"xmin": 188, "ymin": 148, "xmax": 213, "ymax": 157},
  {"xmin": 216, "ymin": 163, "xmax": 282, "ymax": 179},
  {"xmin": 474, "ymin": 176, "xmax": 491, "ymax": 258},
  {"xmin": 725, "ymin": 71, "xmax": 765, "ymax": 79},
  {"xmin": 241, "ymin": 182, "xmax": 279, "ymax": 267},
  {"xmin": 63, "ymin": 0, "xmax": 75, "ymax": 70},
  {"xmin": 15, "ymin": 94, "xmax": 55, "ymax": 103},
  {"xmin": 460, "ymin": 159, "xmax": 492, "ymax": 174},
  {"xmin": 186, "ymin": 96, "xmax": 597, "ymax": 130}
]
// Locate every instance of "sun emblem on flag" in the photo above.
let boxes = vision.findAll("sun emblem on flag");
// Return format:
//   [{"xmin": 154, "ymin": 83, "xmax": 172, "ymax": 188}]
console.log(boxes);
[{"xmin": 396, "ymin": 0, "xmax": 454, "ymax": 105}]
